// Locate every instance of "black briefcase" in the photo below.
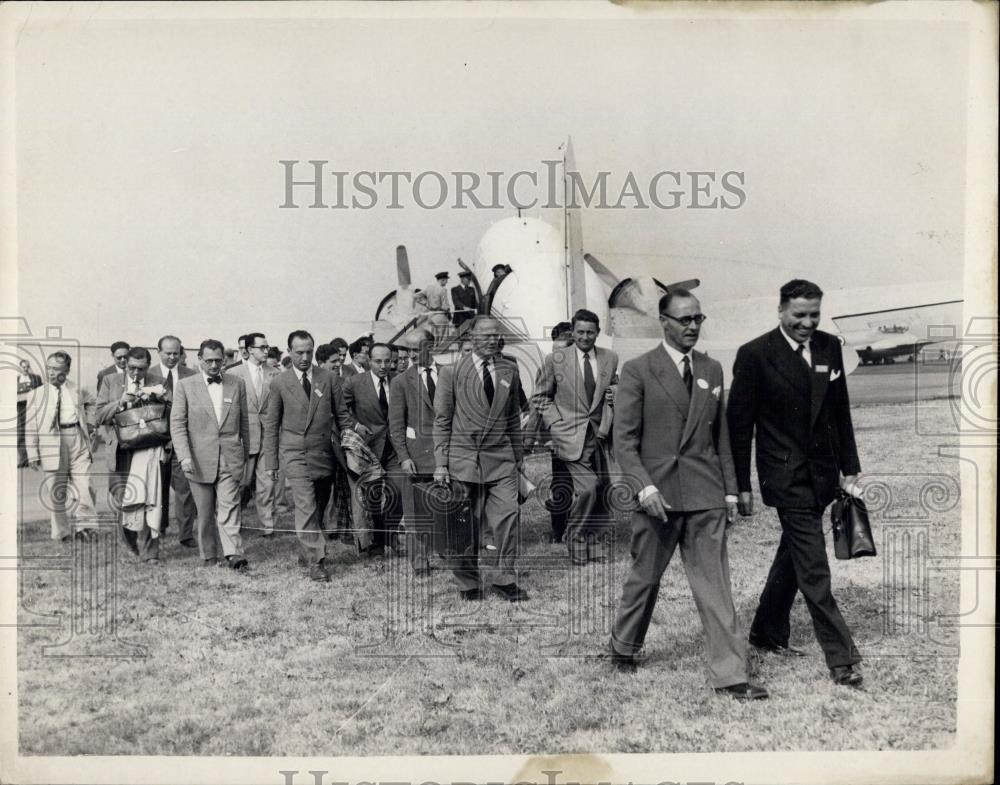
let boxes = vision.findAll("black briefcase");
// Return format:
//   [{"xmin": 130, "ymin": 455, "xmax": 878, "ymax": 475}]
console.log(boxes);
[
  {"xmin": 831, "ymin": 490, "xmax": 877, "ymax": 560},
  {"xmin": 413, "ymin": 481, "xmax": 473, "ymax": 558}
]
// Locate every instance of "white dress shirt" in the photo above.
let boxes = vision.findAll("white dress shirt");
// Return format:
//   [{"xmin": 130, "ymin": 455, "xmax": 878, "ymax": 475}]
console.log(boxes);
[
  {"xmin": 420, "ymin": 364, "xmax": 438, "ymax": 393},
  {"xmin": 370, "ymin": 370, "xmax": 389, "ymax": 403},
  {"xmin": 203, "ymin": 373, "xmax": 224, "ymax": 424},
  {"xmin": 778, "ymin": 324, "xmax": 812, "ymax": 367},
  {"xmin": 51, "ymin": 381, "xmax": 80, "ymax": 426}
]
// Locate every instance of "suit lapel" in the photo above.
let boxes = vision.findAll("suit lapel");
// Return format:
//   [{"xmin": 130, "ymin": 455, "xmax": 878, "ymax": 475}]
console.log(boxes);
[
  {"xmin": 190, "ymin": 377, "xmax": 220, "ymax": 430},
  {"xmin": 240, "ymin": 365, "xmax": 259, "ymax": 410},
  {"xmin": 479, "ymin": 360, "xmax": 512, "ymax": 443},
  {"xmin": 589, "ymin": 348, "xmax": 612, "ymax": 415},
  {"xmin": 415, "ymin": 366, "xmax": 434, "ymax": 412},
  {"xmin": 220, "ymin": 377, "xmax": 236, "ymax": 427},
  {"xmin": 649, "ymin": 345, "xmax": 690, "ymax": 412},
  {"xmin": 304, "ymin": 370, "xmax": 321, "ymax": 430},
  {"xmin": 809, "ymin": 337, "xmax": 831, "ymax": 429},
  {"xmin": 568, "ymin": 350, "xmax": 590, "ymax": 410},
  {"xmin": 680, "ymin": 352, "xmax": 710, "ymax": 448},
  {"xmin": 767, "ymin": 328, "xmax": 811, "ymax": 397}
]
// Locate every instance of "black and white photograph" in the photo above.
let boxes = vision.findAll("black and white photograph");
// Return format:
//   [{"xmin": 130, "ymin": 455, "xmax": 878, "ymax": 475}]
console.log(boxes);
[{"xmin": 0, "ymin": 2, "xmax": 995, "ymax": 784}]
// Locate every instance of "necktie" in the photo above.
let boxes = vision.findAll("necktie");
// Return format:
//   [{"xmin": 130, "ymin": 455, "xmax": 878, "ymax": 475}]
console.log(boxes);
[
  {"xmin": 681, "ymin": 354, "xmax": 692, "ymax": 395},
  {"xmin": 583, "ymin": 352, "xmax": 596, "ymax": 405},
  {"xmin": 164, "ymin": 368, "xmax": 174, "ymax": 394},
  {"xmin": 424, "ymin": 367, "xmax": 436, "ymax": 402},
  {"xmin": 482, "ymin": 359, "xmax": 495, "ymax": 406},
  {"xmin": 207, "ymin": 377, "xmax": 222, "ymax": 385},
  {"xmin": 301, "ymin": 373, "xmax": 311, "ymax": 399},
  {"xmin": 51, "ymin": 385, "xmax": 62, "ymax": 429},
  {"xmin": 796, "ymin": 343, "xmax": 810, "ymax": 368},
  {"xmin": 253, "ymin": 365, "xmax": 262, "ymax": 398},
  {"xmin": 378, "ymin": 377, "xmax": 388, "ymax": 416}
]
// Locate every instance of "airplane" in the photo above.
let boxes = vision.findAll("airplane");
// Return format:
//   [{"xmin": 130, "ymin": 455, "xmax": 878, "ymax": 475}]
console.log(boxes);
[{"xmin": 366, "ymin": 139, "xmax": 964, "ymax": 393}]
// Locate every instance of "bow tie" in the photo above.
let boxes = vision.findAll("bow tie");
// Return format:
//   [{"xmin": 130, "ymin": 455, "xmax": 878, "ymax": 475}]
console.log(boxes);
[{"xmin": 207, "ymin": 377, "xmax": 222, "ymax": 385}]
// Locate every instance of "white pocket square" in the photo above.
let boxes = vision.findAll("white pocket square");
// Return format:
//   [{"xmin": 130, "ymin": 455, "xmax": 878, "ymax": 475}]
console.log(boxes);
[
  {"xmin": 711, "ymin": 385, "xmax": 721, "ymax": 398},
  {"xmin": 831, "ymin": 369, "xmax": 842, "ymax": 381},
  {"xmin": 406, "ymin": 426, "xmax": 416, "ymax": 439}
]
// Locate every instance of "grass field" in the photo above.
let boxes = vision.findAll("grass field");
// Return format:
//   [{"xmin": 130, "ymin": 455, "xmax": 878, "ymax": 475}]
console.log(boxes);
[{"xmin": 16, "ymin": 399, "xmax": 961, "ymax": 756}]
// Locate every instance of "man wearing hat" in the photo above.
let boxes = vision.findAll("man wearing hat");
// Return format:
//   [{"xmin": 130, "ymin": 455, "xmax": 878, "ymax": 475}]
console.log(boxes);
[
  {"xmin": 425, "ymin": 272, "xmax": 451, "ymax": 315},
  {"xmin": 451, "ymin": 271, "xmax": 479, "ymax": 328}
]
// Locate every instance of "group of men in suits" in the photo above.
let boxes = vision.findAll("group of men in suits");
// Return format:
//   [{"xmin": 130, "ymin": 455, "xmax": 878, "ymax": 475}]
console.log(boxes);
[
  {"xmin": 605, "ymin": 278, "xmax": 864, "ymax": 698},
  {"xmin": 24, "ymin": 275, "xmax": 865, "ymax": 693}
]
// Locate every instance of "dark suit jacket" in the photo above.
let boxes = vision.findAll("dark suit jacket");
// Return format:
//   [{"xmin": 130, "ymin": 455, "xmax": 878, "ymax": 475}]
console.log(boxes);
[
  {"xmin": 614, "ymin": 345, "xmax": 737, "ymax": 512},
  {"xmin": 451, "ymin": 284, "xmax": 478, "ymax": 315},
  {"xmin": 389, "ymin": 364, "xmax": 437, "ymax": 474},
  {"xmin": 262, "ymin": 366, "xmax": 357, "ymax": 479},
  {"xmin": 343, "ymin": 371, "xmax": 394, "ymax": 463},
  {"xmin": 727, "ymin": 327, "xmax": 860, "ymax": 509},
  {"xmin": 434, "ymin": 353, "xmax": 523, "ymax": 483}
]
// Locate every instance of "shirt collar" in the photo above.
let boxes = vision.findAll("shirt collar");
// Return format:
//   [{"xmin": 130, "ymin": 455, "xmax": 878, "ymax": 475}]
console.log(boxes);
[
  {"xmin": 370, "ymin": 370, "xmax": 386, "ymax": 387},
  {"xmin": 293, "ymin": 366, "xmax": 311, "ymax": 382},
  {"xmin": 661, "ymin": 340, "xmax": 691, "ymax": 368},
  {"xmin": 160, "ymin": 364, "xmax": 174, "ymax": 377},
  {"xmin": 778, "ymin": 324, "xmax": 809, "ymax": 353}
]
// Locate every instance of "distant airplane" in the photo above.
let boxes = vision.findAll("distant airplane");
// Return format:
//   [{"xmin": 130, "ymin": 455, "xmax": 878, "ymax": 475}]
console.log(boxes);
[{"xmin": 367, "ymin": 139, "xmax": 964, "ymax": 390}]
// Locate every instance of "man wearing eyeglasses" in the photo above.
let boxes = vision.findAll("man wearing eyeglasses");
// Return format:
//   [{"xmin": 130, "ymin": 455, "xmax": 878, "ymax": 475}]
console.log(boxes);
[
  {"xmin": 608, "ymin": 288, "xmax": 767, "ymax": 702},
  {"xmin": 230, "ymin": 332, "xmax": 279, "ymax": 538}
]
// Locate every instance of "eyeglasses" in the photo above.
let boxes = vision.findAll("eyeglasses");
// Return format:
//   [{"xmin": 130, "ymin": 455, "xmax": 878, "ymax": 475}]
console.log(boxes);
[
  {"xmin": 662, "ymin": 313, "xmax": 708, "ymax": 327},
  {"xmin": 250, "ymin": 344, "xmax": 269, "ymax": 351}
]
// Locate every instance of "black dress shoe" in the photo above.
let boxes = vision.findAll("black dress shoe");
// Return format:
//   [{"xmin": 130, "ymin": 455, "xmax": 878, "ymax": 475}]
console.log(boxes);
[
  {"xmin": 752, "ymin": 642, "xmax": 807, "ymax": 657},
  {"xmin": 715, "ymin": 682, "xmax": 769, "ymax": 701},
  {"xmin": 830, "ymin": 665, "xmax": 864, "ymax": 687},
  {"xmin": 459, "ymin": 588, "xmax": 484, "ymax": 601},
  {"xmin": 179, "ymin": 538, "xmax": 198, "ymax": 549},
  {"xmin": 308, "ymin": 564, "xmax": 330, "ymax": 582},
  {"xmin": 226, "ymin": 555, "xmax": 249, "ymax": 572},
  {"xmin": 606, "ymin": 644, "xmax": 638, "ymax": 673},
  {"xmin": 492, "ymin": 583, "xmax": 529, "ymax": 602}
]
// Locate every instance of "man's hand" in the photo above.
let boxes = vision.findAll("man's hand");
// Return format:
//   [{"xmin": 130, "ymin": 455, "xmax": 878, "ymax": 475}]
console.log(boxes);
[
  {"xmin": 180, "ymin": 458, "xmax": 194, "ymax": 475},
  {"xmin": 267, "ymin": 469, "xmax": 279, "ymax": 482},
  {"xmin": 639, "ymin": 490, "xmax": 671, "ymax": 521},
  {"xmin": 354, "ymin": 423, "xmax": 372, "ymax": 439},
  {"xmin": 433, "ymin": 466, "xmax": 450, "ymax": 484},
  {"xmin": 401, "ymin": 459, "xmax": 417, "ymax": 477},
  {"xmin": 726, "ymin": 500, "xmax": 739, "ymax": 526},
  {"xmin": 737, "ymin": 491, "xmax": 754, "ymax": 516},
  {"xmin": 841, "ymin": 474, "xmax": 861, "ymax": 497},
  {"xmin": 605, "ymin": 385, "xmax": 616, "ymax": 407}
]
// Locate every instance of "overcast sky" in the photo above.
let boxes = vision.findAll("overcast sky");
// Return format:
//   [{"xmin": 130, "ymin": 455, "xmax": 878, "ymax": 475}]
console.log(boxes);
[{"xmin": 14, "ymin": 9, "xmax": 969, "ymax": 346}]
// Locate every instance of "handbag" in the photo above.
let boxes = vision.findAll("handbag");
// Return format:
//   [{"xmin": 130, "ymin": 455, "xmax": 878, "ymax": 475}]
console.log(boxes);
[
  {"xmin": 831, "ymin": 489, "xmax": 877, "ymax": 559},
  {"xmin": 113, "ymin": 402, "xmax": 171, "ymax": 451}
]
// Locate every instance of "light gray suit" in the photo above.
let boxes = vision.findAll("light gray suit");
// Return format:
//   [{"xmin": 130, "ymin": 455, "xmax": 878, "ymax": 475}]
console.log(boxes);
[
  {"xmin": 610, "ymin": 344, "xmax": 747, "ymax": 688},
  {"xmin": 170, "ymin": 373, "xmax": 250, "ymax": 560},
  {"xmin": 433, "ymin": 352, "xmax": 523, "ymax": 591},
  {"xmin": 231, "ymin": 360, "xmax": 279, "ymax": 533},
  {"xmin": 531, "ymin": 344, "xmax": 618, "ymax": 555}
]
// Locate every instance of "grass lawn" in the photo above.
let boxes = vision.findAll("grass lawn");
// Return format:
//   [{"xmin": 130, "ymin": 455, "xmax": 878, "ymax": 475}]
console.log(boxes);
[{"xmin": 16, "ymin": 400, "xmax": 961, "ymax": 755}]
